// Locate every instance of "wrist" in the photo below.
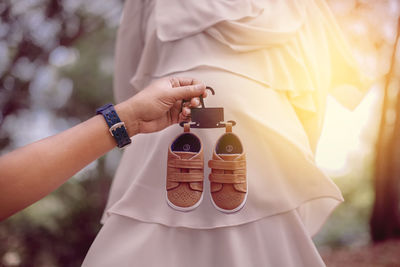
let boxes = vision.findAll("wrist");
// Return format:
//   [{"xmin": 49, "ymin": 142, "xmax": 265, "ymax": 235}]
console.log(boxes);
[{"xmin": 115, "ymin": 100, "xmax": 142, "ymax": 137}]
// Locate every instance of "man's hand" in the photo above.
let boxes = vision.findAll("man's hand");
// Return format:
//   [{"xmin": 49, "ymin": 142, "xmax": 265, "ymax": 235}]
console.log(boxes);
[{"xmin": 120, "ymin": 77, "xmax": 207, "ymax": 134}]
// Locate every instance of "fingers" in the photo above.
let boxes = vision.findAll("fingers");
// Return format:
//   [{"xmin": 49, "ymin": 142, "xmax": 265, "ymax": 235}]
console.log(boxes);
[
  {"xmin": 201, "ymin": 90, "xmax": 208, "ymax": 99},
  {"xmin": 169, "ymin": 77, "xmax": 209, "ymax": 103},
  {"xmin": 183, "ymin": 108, "xmax": 192, "ymax": 120},
  {"xmin": 172, "ymin": 83, "xmax": 206, "ymax": 102},
  {"xmin": 168, "ymin": 77, "xmax": 207, "ymax": 124},
  {"xmin": 180, "ymin": 102, "xmax": 197, "ymax": 118},
  {"xmin": 169, "ymin": 77, "xmax": 203, "ymax": 87},
  {"xmin": 190, "ymin": 97, "xmax": 200, "ymax": 107},
  {"xmin": 182, "ymin": 97, "xmax": 200, "ymax": 108},
  {"xmin": 170, "ymin": 101, "xmax": 182, "ymax": 123},
  {"xmin": 170, "ymin": 101, "xmax": 191, "ymax": 125},
  {"xmin": 176, "ymin": 99, "xmax": 197, "ymax": 123},
  {"xmin": 181, "ymin": 95, "xmax": 203, "ymax": 112},
  {"xmin": 175, "ymin": 104, "xmax": 191, "ymax": 124},
  {"xmin": 179, "ymin": 112, "xmax": 190, "ymax": 123}
]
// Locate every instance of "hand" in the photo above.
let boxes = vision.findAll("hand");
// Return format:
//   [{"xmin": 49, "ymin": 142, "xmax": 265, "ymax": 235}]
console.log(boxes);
[{"xmin": 119, "ymin": 77, "xmax": 207, "ymax": 134}]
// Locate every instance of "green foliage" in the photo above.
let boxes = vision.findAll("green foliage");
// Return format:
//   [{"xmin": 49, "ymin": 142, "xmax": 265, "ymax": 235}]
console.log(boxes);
[
  {"xmin": 0, "ymin": 158, "xmax": 112, "ymax": 267},
  {"xmin": 59, "ymin": 27, "xmax": 116, "ymax": 120},
  {"xmin": 314, "ymin": 153, "xmax": 375, "ymax": 248},
  {"xmin": 0, "ymin": 1, "xmax": 121, "ymax": 265}
]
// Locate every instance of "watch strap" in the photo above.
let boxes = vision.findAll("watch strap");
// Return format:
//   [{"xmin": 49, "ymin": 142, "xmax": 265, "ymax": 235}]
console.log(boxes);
[{"xmin": 96, "ymin": 103, "xmax": 132, "ymax": 148}]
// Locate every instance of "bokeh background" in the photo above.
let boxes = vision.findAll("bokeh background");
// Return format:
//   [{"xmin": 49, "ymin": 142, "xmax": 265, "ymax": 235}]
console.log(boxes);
[{"xmin": 1, "ymin": 0, "xmax": 400, "ymax": 266}]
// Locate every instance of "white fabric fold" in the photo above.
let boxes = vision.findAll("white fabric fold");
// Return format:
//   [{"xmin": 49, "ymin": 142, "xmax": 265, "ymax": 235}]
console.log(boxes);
[
  {"xmin": 155, "ymin": 0, "xmax": 263, "ymax": 41},
  {"xmin": 84, "ymin": 210, "xmax": 326, "ymax": 267},
  {"xmin": 205, "ymin": 0, "xmax": 306, "ymax": 51}
]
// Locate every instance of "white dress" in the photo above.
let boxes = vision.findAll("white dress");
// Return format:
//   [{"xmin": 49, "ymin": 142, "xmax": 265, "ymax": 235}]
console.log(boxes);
[{"xmin": 82, "ymin": 0, "xmax": 368, "ymax": 266}]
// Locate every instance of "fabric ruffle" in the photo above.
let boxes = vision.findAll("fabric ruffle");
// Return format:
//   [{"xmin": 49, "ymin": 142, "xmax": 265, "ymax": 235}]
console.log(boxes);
[
  {"xmin": 204, "ymin": 0, "xmax": 306, "ymax": 51},
  {"xmin": 154, "ymin": 0, "xmax": 263, "ymax": 42},
  {"xmin": 129, "ymin": 0, "xmax": 368, "ymax": 117}
]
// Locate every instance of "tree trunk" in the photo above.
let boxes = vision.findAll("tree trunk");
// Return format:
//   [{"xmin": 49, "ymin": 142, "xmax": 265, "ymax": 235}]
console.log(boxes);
[{"xmin": 370, "ymin": 16, "xmax": 400, "ymax": 242}]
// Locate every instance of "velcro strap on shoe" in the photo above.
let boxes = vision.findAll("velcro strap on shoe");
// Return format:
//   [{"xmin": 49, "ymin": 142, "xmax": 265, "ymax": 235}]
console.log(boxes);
[
  {"xmin": 209, "ymin": 173, "xmax": 246, "ymax": 184},
  {"xmin": 168, "ymin": 159, "xmax": 204, "ymax": 169},
  {"xmin": 208, "ymin": 160, "xmax": 246, "ymax": 171},
  {"xmin": 167, "ymin": 173, "xmax": 204, "ymax": 183}
]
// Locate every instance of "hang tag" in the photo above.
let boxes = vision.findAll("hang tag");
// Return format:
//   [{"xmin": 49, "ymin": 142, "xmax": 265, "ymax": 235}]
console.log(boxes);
[
  {"xmin": 180, "ymin": 86, "xmax": 236, "ymax": 129},
  {"xmin": 191, "ymin": 107, "xmax": 224, "ymax": 128}
]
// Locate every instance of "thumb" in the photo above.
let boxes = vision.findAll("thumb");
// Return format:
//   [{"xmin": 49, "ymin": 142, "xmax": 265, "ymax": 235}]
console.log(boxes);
[{"xmin": 172, "ymin": 83, "xmax": 206, "ymax": 101}]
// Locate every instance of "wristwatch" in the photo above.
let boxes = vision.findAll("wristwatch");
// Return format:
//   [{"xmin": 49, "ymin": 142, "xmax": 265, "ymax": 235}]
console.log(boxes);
[{"xmin": 96, "ymin": 103, "xmax": 132, "ymax": 148}]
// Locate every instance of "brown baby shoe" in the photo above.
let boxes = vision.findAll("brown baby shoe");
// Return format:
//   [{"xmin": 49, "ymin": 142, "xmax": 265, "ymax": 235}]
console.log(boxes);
[
  {"xmin": 208, "ymin": 123, "xmax": 247, "ymax": 213},
  {"xmin": 166, "ymin": 123, "xmax": 204, "ymax": 211}
]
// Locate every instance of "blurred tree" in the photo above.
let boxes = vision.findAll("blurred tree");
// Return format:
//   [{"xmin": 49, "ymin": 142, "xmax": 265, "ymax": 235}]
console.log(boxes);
[
  {"xmin": 0, "ymin": 1, "xmax": 122, "ymax": 266},
  {"xmin": 370, "ymin": 16, "xmax": 400, "ymax": 242},
  {"xmin": 0, "ymin": 0, "xmax": 120, "ymax": 132},
  {"xmin": 326, "ymin": 0, "xmax": 400, "ymax": 244}
]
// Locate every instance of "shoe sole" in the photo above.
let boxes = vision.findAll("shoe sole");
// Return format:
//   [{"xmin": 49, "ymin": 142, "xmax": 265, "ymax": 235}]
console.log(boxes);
[{"xmin": 166, "ymin": 191, "xmax": 204, "ymax": 212}]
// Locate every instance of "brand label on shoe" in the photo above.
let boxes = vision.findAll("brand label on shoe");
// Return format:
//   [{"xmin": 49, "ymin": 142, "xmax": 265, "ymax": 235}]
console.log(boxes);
[
  {"xmin": 183, "ymin": 144, "xmax": 191, "ymax": 151},
  {"xmin": 226, "ymin": 145, "xmax": 233, "ymax": 152}
]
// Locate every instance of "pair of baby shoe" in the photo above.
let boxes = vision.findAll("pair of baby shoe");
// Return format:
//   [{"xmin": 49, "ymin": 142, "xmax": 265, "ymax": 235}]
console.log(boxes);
[{"xmin": 166, "ymin": 123, "xmax": 247, "ymax": 213}]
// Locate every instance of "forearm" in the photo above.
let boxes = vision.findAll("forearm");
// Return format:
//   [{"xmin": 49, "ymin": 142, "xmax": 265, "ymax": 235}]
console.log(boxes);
[
  {"xmin": 0, "ymin": 77, "xmax": 206, "ymax": 220},
  {"xmin": 0, "ymin": 102, "xmax": 139, "ymax": 220}
]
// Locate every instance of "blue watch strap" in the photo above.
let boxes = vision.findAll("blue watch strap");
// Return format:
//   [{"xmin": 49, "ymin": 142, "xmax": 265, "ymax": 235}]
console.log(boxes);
[{"xmin": 96, "ymin": 103, "xmax": 132, "ymax": 148}]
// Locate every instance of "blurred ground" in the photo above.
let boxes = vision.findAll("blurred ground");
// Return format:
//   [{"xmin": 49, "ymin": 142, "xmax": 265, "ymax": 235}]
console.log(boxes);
[{"xmin": 321, "ymin": 239, "xmax": 400, "ymax": 267}]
